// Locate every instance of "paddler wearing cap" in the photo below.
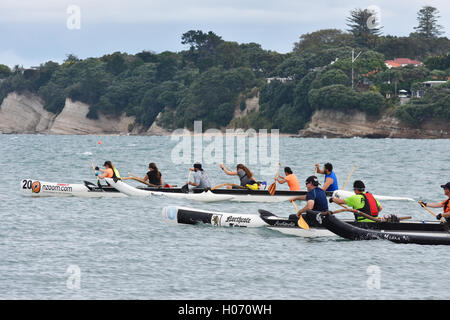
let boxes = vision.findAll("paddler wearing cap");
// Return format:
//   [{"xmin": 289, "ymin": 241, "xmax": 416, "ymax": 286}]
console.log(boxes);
[
  {"xmin": 187, "ymin": 163, "xmax": 211, "ymax": 189},
  {"xmin": 330, "ymin": 180, "xmax": 382, "ymax": 222},
  {"xmin": 419, "ymin": 182, "xmax": 450, "ymax": 222},
  {"xmin": 96, "ymin": 161, "xmax": 121, "ymax": 182},
  {"xmin": 289, "ymin": 176, "xmax": 329, "ymax": 218}
]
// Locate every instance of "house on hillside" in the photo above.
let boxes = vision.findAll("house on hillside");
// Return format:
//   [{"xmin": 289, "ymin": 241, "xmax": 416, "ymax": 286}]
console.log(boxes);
[
  {"xmin": 385, "ymin": 58, "xmax": 423, "ymax": 69},
  {"xmin": 411, "ymin": 80, "xmax": 449, "ymax": 98},
  {"xmin": 266, "ymin": 76, "xmax": 294, "ymax": 84}
]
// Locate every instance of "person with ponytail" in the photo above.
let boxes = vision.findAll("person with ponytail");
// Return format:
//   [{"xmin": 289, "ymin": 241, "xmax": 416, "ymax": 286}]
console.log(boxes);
[
  {"xmin": 143, "ymin": 162, "xmax": 163, "ymax": 186},
  {"xmin": 220, "ymin": 163, "xmax": 257, "ymax": 189},
  {"xmin": 96, "ymin": 161, "xmax": 121, "ymax": 183}
]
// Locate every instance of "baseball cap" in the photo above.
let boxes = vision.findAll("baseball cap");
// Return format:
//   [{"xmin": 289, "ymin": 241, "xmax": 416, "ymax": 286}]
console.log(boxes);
[
  {"xmin": 193, "ymin": 163, "xmax": 203, "ymax": 171},
  {"xmin": 353, "ymin": 180, "xmax": 365, "ymax": 191},
  {"xmin": 305, "ymin": 176, "xmax": 319, "ymax": 186},
  {"xmin": 441, "ymin": 182, "xmax": 450, "ymax": 190}
]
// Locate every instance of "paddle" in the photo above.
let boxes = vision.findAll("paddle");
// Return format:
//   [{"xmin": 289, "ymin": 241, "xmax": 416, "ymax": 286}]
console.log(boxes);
[
  {"xmin": 90, "ymin": 160, "xmax": 102, "ymax": 189},
  {"xmin": 336, "ymin": 203, "xmax": 380, "ymax": 222},
  {"xmin": 291, "ymin": 201, "xmax": 310, "ymax": 230},
  {"xmin": 211, "ymin": 183, "xmax": 247, "ymax": 190},
  {"xmin": 268, "ymin": 163, "xmax": 280, "ymax": 196},
  {"xmin": 181, "ymin": 170, "xmax": 192, "ymax": 193},
  {"xmin": 342, "ymin": 164, "xmax": 357, "ymax": 190},
  {"xmin": 419, "ymin": 201, "xmax": 447, "ymax": 223}
]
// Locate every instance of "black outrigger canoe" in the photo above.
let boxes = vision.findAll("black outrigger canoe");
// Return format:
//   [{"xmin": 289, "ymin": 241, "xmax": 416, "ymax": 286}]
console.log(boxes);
[
  {"xmin": 259, "ymin": 210, "xmax": 450, "ymax": 239},
  {"xmin": 306, "ymin": 211, "xmax": 450, "ymax": 245}
]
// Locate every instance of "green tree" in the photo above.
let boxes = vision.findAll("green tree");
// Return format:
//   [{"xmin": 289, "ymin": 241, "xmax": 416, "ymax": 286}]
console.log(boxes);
[
  {"xmin": 0, "ymin": 64, "xmax": 11, "ymax": 78},
  {"xmin": 293, "ymin": 29, "xmax": 355, "ymax": 53},
  {"xmin": 414, "ymin": 6, "xmax": 444, "ymax": 38},
  {"xmin": 347, "ymin": 8, "xmax": 382, "ymax": 47}
]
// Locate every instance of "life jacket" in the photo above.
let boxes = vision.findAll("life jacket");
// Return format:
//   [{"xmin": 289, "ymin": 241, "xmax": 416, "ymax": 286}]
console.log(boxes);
[
  {"xmin": 112, "ymin": 166, "xmax": 121, "ymax": 183},
  {"xmin": 354, "ymin": 192, "xmax": 379, "ymax": 221},
  {"xmin": 444, "ymin": 198, "xmax": 450, "ymax": 213}
]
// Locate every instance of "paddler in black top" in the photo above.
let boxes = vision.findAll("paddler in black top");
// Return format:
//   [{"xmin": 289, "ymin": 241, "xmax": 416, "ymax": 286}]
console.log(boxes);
[
  {"xmin": 143, "ymin": 162, "xmax": 162, "ymax": 186},
  {"xmin": 419, "ymin": 182, "xmax": 450, "ymax": 221}
]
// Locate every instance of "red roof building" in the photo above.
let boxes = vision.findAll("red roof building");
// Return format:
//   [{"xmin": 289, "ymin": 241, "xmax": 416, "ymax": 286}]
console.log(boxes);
[{"xmin": 385, "ymin": 58, "xmax": 423, "ymax": 69}]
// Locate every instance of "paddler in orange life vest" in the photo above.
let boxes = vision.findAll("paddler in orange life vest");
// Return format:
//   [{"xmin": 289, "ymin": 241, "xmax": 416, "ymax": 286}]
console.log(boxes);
[
  {"xmin": 329, "ymin": 180, "xmax": 382, "ymax": 222},
  {"xmin": 96, "ymin": 161, "xmax": 121, "ymax": 182},
  {"xmin": 419, "ymin": 182, "xmax": 450, "ymax": 222}
]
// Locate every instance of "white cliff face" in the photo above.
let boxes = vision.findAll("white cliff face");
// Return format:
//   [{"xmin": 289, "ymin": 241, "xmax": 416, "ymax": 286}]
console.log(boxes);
[
  {"xmin": 299, "ymin": 109, "xmax": 450, "ymax": 138},
  {"xmin": 0, "ymin": 93, "xmax": 141, "ymax": 135},
  {"xmin": 49, "ymin": 99, "xmax": 137, "ymax": 135},
  {"xmin": 146, "ymin": 110, "xmax": 171, "ymax": 135},
  {"xmin": 0, "ymin": 92, "xmax": 56, "ymax": 133}
]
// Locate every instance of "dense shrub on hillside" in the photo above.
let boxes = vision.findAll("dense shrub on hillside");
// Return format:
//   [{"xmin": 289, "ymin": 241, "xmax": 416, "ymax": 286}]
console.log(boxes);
[
  {"xmin": 309, "ymin": 84, "xmax": 385, "ymax": 115},
  {"xmin": 395, "ymin": 82, "xmax": 450, "ymax": 124}
]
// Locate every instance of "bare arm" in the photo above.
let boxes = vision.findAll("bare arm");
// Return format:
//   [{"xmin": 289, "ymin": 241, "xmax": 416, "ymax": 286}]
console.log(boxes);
[
  {"xmin": 426, "ymin": 202, "xmax": 444, "ymax": 208},
  {"xmin": 220, "ymin": 163, "xmax": 237, "ymax": 176},
  {"xmin": 290, "ymin": 195, "xmax": 306, "ymax": 202},
  {"xmin": 315, "ymin": 163, "xmax": 325, "ymax": 174},
  {"xmin": 276, "ymin": 176, "xmax": 287, "ymax": 184},
  {"xmin": 297, "ymin": 200, "xmax": 315, "ymax": 217},
  {"xmin": 322, "ymin": 177, "xmax": 334, "ymax": 191}
]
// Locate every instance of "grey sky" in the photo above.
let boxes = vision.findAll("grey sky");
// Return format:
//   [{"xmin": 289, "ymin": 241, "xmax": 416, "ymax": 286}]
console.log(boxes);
[{"xmin": 1, "ymin": 0, "xmax": 449, "ymax": 68}]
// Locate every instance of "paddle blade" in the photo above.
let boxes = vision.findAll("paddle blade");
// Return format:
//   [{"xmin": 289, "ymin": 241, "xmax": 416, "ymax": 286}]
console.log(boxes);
[
  {"xmin": 268, "ymin": 182, "xmax": 276, "ymax": 196},
  {"xmin": 297, "ymin": 216, "xmax": 310, "ymax": 230}
]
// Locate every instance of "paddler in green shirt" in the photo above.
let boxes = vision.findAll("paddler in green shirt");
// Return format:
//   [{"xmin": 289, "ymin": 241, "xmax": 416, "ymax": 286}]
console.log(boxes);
[{"xmin": 330, "ymin": 180, "xmax": 382, "ymax": 222}]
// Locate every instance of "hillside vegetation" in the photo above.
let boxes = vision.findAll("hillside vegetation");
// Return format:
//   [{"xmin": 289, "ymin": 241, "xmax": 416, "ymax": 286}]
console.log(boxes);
[{"xmin": 1, "ymin": 7, "xmax": 449, "ymax": 132}]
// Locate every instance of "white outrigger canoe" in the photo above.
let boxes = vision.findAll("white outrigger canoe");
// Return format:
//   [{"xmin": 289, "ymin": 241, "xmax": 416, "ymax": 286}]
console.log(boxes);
[
  {"xmin": 21, "ymin": 178, "xmax": 127, "ymax": 198},
  {"xmin": 106, "ymin": 178, "xmax": 414, "ymax": 203},
  {"xmin": 161, "ymin": 206, "xmax": 332, "ymax": 237}
]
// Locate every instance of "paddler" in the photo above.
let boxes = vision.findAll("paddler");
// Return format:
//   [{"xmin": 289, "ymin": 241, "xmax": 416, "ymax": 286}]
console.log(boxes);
[
  {"xmin": 290, "ymin": 176, "xmax": 328, "ymax": 218},
  {"xmin": 220, "ymin": 163, "xmax": 257, "ymax": 189},
  {"xmin": 96, "ymin": 161, "xmax": 121, "ymax": 182},
  {"xmin": 315, "ymin": 162, "xmax": 339, "ymax": 192},
  {"xmin": 419, "ymin": 182, "xmax": 450, "ymax": 222},
  {"xmin": 143, "ymin": 162, "xmax": 163, "ymax": 186},
  {"xmin": 275, "ymin": 167, "xmax": 301, "ymax": 191},
  {"xmin": 187, "ymin": 163, "xmax": 211, "ymax": 189},
  {"xmin": 329, "ymin": 180, "xmax": 382, "ymax": 222}
]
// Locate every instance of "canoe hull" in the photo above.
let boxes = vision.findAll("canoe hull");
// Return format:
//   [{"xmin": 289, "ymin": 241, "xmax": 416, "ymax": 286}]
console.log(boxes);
[
  {"xmin": 21, "ymin": 179, "xmax": 126, "ymax": 198},
  {"xmin": 312, "ymin": 211, "xmax": 450, "ymax": 245}
]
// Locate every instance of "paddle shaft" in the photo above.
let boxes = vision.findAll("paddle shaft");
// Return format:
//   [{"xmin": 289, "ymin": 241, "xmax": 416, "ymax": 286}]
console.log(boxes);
[
  {"xmin": 211, "ymin": 183, "xmax": 246, "ymax": 190},
  {"xmin": 342, "ymin": 164, "xmax": 357, "ymax": 190},
  {"xmin": 126, "ymin": 172, "xmax": 160, "ymax": 187},
  {"xmin": 419, "ymin": 202, "xmax": 446, "ymax": 223},
  {"xmin": 336, "ymin": 203, "xmax": 379, "ymax": 222}
]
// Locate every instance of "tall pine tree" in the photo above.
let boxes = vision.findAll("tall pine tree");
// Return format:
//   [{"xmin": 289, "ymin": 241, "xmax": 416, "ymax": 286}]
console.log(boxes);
[
  {"xmin": 414, "ymin": 6, "xmax": 444, "ymax": 38},
  {"xmin": 347, "ymin": 8, "xmax": 382, "ymax": 48}
]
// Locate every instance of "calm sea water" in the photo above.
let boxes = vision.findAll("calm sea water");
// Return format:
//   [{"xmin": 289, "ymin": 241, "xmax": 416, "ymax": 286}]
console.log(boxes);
[{"xmin": 1, "ymin": 134, "xmax": 449, "ymax": 300}]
